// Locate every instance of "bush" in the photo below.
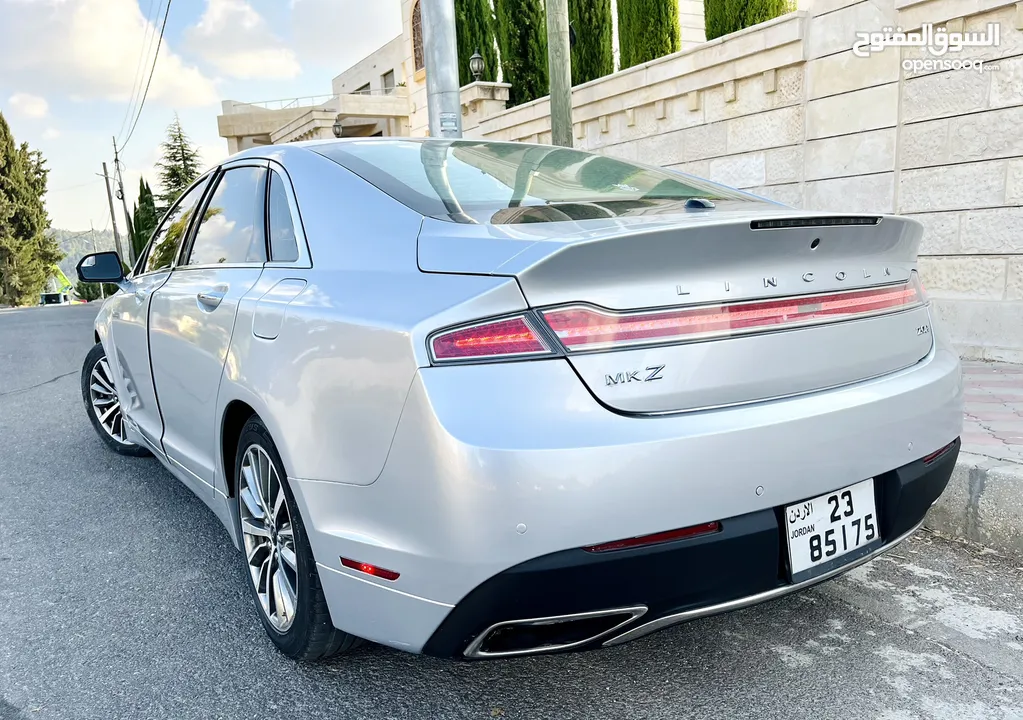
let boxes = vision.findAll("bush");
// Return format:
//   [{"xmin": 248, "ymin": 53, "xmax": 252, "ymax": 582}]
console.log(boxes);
[
  {"xmin": 617, "ymin": 0, "xmax": 680, "ymax": 70},
  {"xmin": 704, "ymin": 0, "xmax": 792, "ymax": 41}
]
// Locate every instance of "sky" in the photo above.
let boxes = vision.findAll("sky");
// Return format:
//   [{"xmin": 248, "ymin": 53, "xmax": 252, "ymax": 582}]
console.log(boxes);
[{"xmin": 0, "ymin": 0, "xmax": 404, "ymax": 230}]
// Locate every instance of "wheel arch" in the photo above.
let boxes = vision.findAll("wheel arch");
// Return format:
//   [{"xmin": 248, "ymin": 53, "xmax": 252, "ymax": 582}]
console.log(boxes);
[{"xmin": 221, "ymin": 399, "xmax": 258, "ymax": 499}]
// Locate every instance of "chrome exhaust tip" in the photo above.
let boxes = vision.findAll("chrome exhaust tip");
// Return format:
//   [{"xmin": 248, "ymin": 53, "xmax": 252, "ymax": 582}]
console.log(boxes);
[{"xmin": 463, "ymin": 606, "xmax": 647, "ymax": 659}]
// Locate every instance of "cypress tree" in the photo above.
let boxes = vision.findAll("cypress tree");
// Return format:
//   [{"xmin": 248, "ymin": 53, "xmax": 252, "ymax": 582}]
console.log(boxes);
[
  {"xmin": 155, "ymin": 115, "xmax": 202, "ymax": 211},
  {"xmin": 0, "ymin": 112, "xmax": 62, "ymax": 307},
  {"xmin": 495, "ymin": 0, "xmax": 549, "ymax": 106},
  {"xmin": 455, "ymin": 0, "xmax": 498, "ymax": 86},
  {"xmin": 130, "ymin": 179, "xmax": 159, "ymax": 261},
  {"xmin": 617, "ymin": 0, "xmax": 680, "ymax": 70},
  {"xmin": 704, "ymin": 0, "xmax": 791, "ymax": 41},
  {"xmin": 569, "ymin": 0, "xmax": 613, "ymax": 85}
]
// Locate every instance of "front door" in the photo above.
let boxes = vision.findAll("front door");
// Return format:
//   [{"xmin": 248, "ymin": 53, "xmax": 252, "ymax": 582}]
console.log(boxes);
[
  {"xmin": 105, "ymin": 175, "xmax": 212, "ymax": 450},
  {"xmin": 148, "ymin": 164, "xmax": 269, "ymax": 490}
]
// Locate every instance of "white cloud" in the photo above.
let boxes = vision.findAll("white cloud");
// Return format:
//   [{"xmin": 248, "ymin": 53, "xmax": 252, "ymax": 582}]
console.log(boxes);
[
  {"xmin": 8, "ymin": 92, "xmax": 49, "ymax": 118},
  {"xmin": 0, "ymin": 0, "xmax": 218, "ymax": 107},
  {"xmin": 42, "ymin": 127, "xmax": 61, "ymax": 140},
  {"xmin": 290, "ymin": 0, "xmax": 402, "ymax": 67},
  {"xmin": 185, "ymin": 0, "xmax": 301, "ymax": 80}
]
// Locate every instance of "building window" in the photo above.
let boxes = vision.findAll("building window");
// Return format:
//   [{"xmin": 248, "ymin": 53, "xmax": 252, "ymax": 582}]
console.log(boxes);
[
  {"xmin": 382, "ymin": 70, "xmax": 395, "ymax": 94},
  {"xmin": 354, "ymin": 82, "xmax": 371, "ymax": 95},
  {"xmin": 412, "ymin": 1, "xmax": 425, "ymax": 72}
]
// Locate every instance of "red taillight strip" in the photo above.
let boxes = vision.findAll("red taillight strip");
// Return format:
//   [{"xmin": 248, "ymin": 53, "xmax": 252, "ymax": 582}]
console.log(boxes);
[
  {"xmin": 542, "ymin": 280, "xmax": 923, "ymax": 352},
  {"xmin": 583, "ymin": 522, "xmax": 722, "ymax": 553}
]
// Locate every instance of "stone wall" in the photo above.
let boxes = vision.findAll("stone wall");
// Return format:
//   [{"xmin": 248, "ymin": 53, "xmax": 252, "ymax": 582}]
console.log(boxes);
[{"xmin": 465, "ymin": 0, "xmax": 1023, "ymax": 363}]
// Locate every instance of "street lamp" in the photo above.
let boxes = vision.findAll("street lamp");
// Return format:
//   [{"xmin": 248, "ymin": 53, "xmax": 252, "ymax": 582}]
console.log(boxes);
[
  {"xmin": 332, "ymin": 117, "xmax": 344, "ymax": 138},
  {"xmin": 469, "ymin": 48, "xmax": 484, "ymax": 82}
]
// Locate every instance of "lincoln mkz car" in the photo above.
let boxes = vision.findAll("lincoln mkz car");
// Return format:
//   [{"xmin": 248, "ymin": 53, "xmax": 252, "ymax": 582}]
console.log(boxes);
[{"xmin": 77, "ymin": 138, "xmax": 963, "ymax": 660}]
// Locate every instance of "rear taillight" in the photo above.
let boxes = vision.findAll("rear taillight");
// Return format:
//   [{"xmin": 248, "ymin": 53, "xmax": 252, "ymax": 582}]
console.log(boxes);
[
  {"xmin": 541, "ymin": 275, "xmax": 925, "ymax": 352},
  {"xmin": 429, "ymin": 315, "xmax": 554, "ymax": 363}
]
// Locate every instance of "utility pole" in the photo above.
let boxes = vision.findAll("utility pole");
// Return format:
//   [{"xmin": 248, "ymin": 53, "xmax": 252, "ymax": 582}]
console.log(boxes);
[
  {"xmin": 101, "ymin": 162, "xmax": 126, "ymax": 261},
  {"xmin": 112, "ymin": 137, "xmax": 136, "ymax": 265},
  {"xmin": 420, "ymin": 0, "xmax": 462, "ymax": 139},
  {"xmin": 546, "ymin": 0, "xmax": 574, "ymax": 147}
]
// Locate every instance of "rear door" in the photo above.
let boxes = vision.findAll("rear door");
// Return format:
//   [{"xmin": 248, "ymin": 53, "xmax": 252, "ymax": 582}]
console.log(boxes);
[{"xmin": 148, "ymin": 161, "xmax": 269, "ymax": 491}]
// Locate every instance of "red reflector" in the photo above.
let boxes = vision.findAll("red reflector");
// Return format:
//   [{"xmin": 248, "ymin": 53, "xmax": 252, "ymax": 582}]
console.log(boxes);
[
  {"xmin": 583, "ymin": 522, "xmax": 722, "ymax": 553},
  {"xmin": 431, "ymin": 315, "xmax": 550, "ymax": 361},
  {"xmin": 542, "ymin": 278, "xmax": 924, "ymax": 352},
  {"xmin": 922, "ymin": 440, "xmax": 956, "ymax": 465},
  {"xmin": 340, "ymin": 557, "xmax": 400, "ymax": 581}
]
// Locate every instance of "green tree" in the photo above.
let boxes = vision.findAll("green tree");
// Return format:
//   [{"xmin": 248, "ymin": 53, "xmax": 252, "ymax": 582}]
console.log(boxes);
[
  {"xmin": 0, "ymin": 112, "xmax": 62, "ymax": 307},
  {"xmin": 456, "ymin": 0, "xmax": 498, "ymax": 86},
  {"xmin": 704, "ymin": 0, "xmax": 791, "ymax": 40},
  {"xmin": 495, "ymin": 0, "xmax": 549, "ymax": 106},
  {"xmin": 129, "ymin": 178, "xmax": 159, "ymax": 260},
  {"xmin": 617, "ymin": 0, "xmax": 680, "ymax": 70},
  {"xmin": 155, "ymin": 115, "xmax": 201, "ymax": 210},
  {"xmin": 569, "ymin": 0, "xmax": 613, "ymax": 85}
]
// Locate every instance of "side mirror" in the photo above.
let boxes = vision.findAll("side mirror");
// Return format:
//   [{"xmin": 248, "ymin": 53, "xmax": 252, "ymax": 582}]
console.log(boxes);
[{"xmin": 77, "ymin": 251, "xmax": 125, "ymax": 284}]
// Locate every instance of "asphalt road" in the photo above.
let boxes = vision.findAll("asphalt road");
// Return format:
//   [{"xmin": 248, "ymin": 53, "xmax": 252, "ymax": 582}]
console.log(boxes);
[{"xmin": 1, "ymin": 305, "xmax": 1022, "ymax": 720}]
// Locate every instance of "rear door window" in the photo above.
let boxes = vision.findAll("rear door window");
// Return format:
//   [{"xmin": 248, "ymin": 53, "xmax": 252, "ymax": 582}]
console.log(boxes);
[
  {"xmin": 267, "ymin": 171, "xmax": 300, "ymax": 263},
  {"xmin": 185, "ymin": 167, "xmax": 268, "ymax": 266}
]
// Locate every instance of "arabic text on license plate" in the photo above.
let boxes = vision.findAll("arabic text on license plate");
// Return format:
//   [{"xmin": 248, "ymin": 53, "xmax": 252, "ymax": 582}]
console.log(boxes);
[{"xmin": 785, "ymin": 478, "xmax": 878, "ymax": 577}]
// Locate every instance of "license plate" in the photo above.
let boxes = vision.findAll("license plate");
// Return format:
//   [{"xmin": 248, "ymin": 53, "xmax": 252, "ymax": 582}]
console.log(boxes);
[{"xmin": 784, "ymin": 478, "xmax": 879, "ymax": 579}]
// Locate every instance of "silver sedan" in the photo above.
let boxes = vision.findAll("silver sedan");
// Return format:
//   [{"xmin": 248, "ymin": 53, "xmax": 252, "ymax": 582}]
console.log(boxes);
[{"xmin": 77, "ymin": 138, "xmax": 963, "ymax": 660}]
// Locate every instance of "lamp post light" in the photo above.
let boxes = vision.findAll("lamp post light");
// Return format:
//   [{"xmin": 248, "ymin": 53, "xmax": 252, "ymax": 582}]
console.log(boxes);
[
  {"xmin": 332, "ymin": 117, "xmax": 344, "ymax": 138},
  {"xmin": 469, "ymin": 49, "xmax": 485, "ymax": 82}
]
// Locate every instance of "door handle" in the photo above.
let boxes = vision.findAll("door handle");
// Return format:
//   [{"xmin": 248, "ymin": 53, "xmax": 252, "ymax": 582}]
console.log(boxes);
[{"xmin": 197, "ymin": 288, "xmax": 226, "ymax": 310}]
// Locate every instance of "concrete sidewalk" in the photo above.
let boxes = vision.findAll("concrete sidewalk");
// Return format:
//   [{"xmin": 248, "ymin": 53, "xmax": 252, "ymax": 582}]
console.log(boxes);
[{"xmin": 927, "ymin": 360, "xmax": 1023, "ymax": 559}]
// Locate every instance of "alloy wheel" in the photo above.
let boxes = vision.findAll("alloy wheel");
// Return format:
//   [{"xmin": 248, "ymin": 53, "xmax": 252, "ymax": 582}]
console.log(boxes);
[
  {"xmin": 239, "ymin": 444, "xmax": 299, "ymax": 633},
  {"xmin": 89, "ymin": 356, "xmax": 132, "ymax": 445}
]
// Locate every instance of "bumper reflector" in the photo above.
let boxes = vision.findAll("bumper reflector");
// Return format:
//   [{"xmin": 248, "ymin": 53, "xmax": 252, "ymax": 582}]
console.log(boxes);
[
  {"xmin": 340, "ymin": 557, "xmax": 400, "ymax": 581},
  {"xmin": 922, "ymin": 440, "xmax": 957, "ymax": 465},
  {"xmin": 583, "ymin": 521, "xmax": 722, "ymax": 553}
]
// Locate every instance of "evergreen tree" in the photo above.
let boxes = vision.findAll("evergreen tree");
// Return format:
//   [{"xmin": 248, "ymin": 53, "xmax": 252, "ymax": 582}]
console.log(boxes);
[
  {"xmin": 0, "ymin": 112, "xmax": 62, "ymax": 307},
  {"xmin": 617, "ymin": 0, "xmax": 680, "ymax": 70},
  {"xmin": 456, "ymin": 0, "xmax": 499, "ymax": 86},
  {"xmin": 155, "ymin": 115, "xmax": 202, "ymax": 210},
  {"xmin": 495, "ymin": 0, "xmax": 549, "ymax": 106},
  {"xmin": 704, "ymin": 0, "xmax": 791, "ymax": 41},
  {"xmin": 569, "ymin": 0, "xmax": 613, "ymax": 85},
  {"xmin": 130, "ymin": 178, "xmax": 159, "ymax": 260}
]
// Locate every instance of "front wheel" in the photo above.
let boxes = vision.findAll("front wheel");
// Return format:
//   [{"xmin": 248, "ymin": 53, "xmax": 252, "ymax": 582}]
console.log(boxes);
[
  {"xmin": 81, "ymin": 343, "xmax": 149, "ymax": 457},
  {"xmin": 235, "ymin": 416, "xmax": 361, "ymax": 660}
]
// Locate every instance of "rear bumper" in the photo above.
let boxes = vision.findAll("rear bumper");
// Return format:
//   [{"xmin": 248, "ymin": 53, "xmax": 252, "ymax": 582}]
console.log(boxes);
[
  {"xmin": 421, "ymin": 438, "xmax": 959, "ymax": 657},
  {"xmin": 289, "ymin": 342, "xmax": 963, "ymax": 655}
]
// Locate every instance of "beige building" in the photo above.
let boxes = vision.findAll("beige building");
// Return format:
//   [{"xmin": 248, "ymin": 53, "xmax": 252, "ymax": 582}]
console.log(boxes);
[{"xmin": 216, "ymin": 0, "xmax": 1022, "ymax": 361}]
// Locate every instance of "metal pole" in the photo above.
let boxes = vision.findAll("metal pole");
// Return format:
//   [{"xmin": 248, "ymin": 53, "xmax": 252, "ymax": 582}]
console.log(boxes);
[
  {"xmin": 101, "ymin": 162, "xmax": 126, "ymax": 261},
  {"xmin": 546, "ymin": 0, "xmax": 573, "ymax": 147},
  {"xmin": 113, "ymin": 137, "xmax": 136, "ymax": 265},
  {"xmin": 420, "ymin": 0, "xmax": 462, "ymax": 139}
]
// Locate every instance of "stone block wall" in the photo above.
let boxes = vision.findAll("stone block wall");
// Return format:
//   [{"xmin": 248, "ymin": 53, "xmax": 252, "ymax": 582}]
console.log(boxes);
[{"xmin": 466, "ymin": 0, "xmax": 1023, "ymax": 362}]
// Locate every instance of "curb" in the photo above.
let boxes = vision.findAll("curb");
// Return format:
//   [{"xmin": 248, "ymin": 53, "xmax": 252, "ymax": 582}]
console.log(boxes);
[{"xmin": 925, "ymin": 451, "xmax": 1023, "ymax": 560}]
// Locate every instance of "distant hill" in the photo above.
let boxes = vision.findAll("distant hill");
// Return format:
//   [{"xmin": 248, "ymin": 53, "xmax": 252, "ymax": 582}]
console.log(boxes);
[{"xmin": 49, "ymin": 228, "xmax": 118, "ymax": 284}]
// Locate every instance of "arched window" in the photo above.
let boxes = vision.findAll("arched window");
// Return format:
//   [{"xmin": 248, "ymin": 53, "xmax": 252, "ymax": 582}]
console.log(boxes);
[{"xmin": 412, "ymin": 1, "xmax": 425, "ymax": 72}]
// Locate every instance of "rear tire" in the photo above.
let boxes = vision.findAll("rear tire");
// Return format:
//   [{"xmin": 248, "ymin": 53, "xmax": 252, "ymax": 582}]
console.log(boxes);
[
  {"xmin": 81, "ymin": 343, "xmax": 149, "ymax": 457},
  {"xmin": 235, "ymin": 416, "xmax": 361, "ymax": 660}
]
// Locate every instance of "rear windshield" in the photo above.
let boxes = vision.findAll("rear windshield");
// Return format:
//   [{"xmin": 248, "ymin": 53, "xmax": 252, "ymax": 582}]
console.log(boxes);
[{"xmin": 313, "ymin": 139, "xmax": 765, "ymax": 224}]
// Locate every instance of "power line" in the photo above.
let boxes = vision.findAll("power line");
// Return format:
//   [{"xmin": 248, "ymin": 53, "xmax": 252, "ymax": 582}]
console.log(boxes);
[
  {"xmin": 120, "ymin": 0, "xmax": 173, "ymax": 152},
  {"xmin": 117, "ymin": 0, "xmax": 164, "ymax": 145}
]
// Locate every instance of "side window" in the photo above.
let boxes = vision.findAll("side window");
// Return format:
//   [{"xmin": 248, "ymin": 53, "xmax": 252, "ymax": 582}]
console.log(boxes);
[
  {"xmin": 186, "ymin": 167, "xmax": 267, "ymax": 266},
  {"xmin": 268, "ymin": 172, "xmax": 300, "ymax": 262},
  {"xmin": 143, "ymin": 177, "xmax": 210, "ymax": 274}
]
